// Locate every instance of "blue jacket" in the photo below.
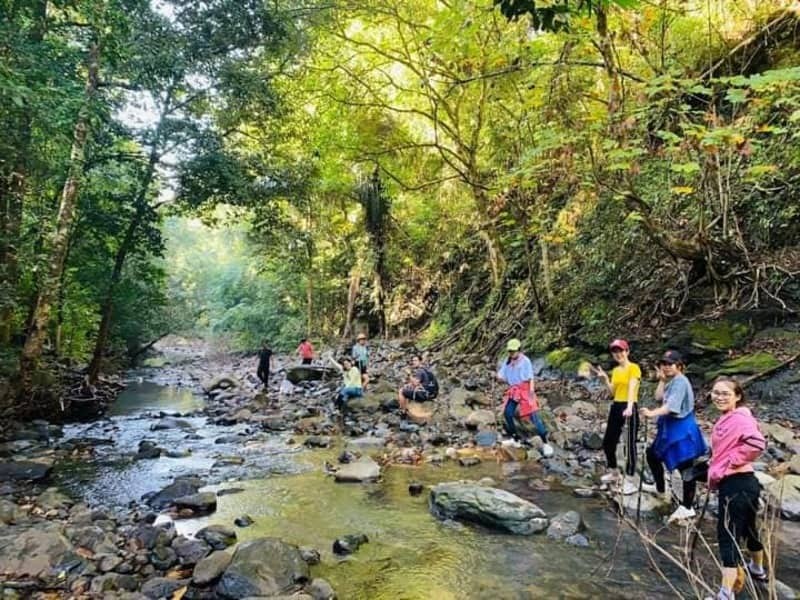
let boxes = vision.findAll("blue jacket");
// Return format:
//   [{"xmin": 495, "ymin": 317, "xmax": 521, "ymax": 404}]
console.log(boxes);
[{"xmin": 652, "ymin": 412, "xmax": 707, "ymax": 470}]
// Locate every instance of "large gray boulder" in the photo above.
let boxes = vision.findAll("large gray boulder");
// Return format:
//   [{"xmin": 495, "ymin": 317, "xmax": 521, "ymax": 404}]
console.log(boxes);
[
  {"xmin": 216, "ymin": 538, "xmax": 309, "ymax": 598},
  {"xmin": 0, "ymin": 459, "xmax": 53, "ymax": 481},
  {"xmin": 145, "ymin": 476, "xmax": 204, "ymax": 509},
  {"xmin": 286, "ymin": 366, "xmax": 338, "ymax": 385},
  {"xmin": 334, "ymin": 457, "xmax": 380, "ymax": 483},
  {"xmin": 0, "ymin": 523, "xmax": 74, "ymax": 578},
  {"xmin": 193, "ymin": 550, "xmax": 232, "ymax": 585},
  {"xmin": 767, "ymin": 475, "xmax": 800, "ymax": 520},
  {"xmin": 429, "ymin": 482, "xmax": 548, "ymax": 534}
]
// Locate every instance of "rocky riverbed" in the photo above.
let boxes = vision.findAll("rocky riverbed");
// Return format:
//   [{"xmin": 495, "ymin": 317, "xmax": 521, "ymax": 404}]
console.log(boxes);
[{"xmin": 1, "ymin": 335, "xmax": 799, "ymax": 599}]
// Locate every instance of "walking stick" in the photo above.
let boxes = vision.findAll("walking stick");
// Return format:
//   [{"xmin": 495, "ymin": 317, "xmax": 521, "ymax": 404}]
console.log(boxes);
[{"xmin": 636, "ymin": 413, "xmax": 648, "ymax": 525}]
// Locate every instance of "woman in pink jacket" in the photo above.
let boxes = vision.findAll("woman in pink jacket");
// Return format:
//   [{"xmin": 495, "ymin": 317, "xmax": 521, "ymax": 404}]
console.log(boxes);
[{"xmin": 708, "ymin": 377, "xmax": 767, "ymax": 600}]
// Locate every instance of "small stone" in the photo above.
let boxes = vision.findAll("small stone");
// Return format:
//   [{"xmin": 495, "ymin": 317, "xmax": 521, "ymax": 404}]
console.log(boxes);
[
  {"xmin": 458, "ymin": 456, "xmax": 481, "ymax": 467},
  {"xmin": 140, "ymin": 576, "xmax": 189, "ymax": 599},
  {"xmin": 565, "ymin": 533, "xmax": 590, "ymax": 547},
  {"xmin": 475, "ymin": 430, "xmax": 498, "ymax": 447},
  {"xmin": 304, "ymin": 436, "xmax": 332, "ymax": 448},
  {"xmin": 234, "ymin": 515, "xmax": 254, "ymax": 527},
  {"xmin": 408, "ymin": 482, "xmax": 424, "ymax": 496},
  {"xmin": 300, "ymin": 547, "xmax": 321, "ymax": 565},
  {"xmin": 173, "ymin": 492, "xmax": 217, "ymax": 515},
  {"xmin": 581, "ymin": 432, "xmax": 603, "ymax": 451},
  {"xmin": 546, "ymin": 511, "xmax": 584, "ymax": 540},
  {"xmin": 309, "ymin": 577, "xmax": 336, "ymax": 600},
  {"xmin": 333, "ymin": 533, "xmax": 369, "ymax": 555}
]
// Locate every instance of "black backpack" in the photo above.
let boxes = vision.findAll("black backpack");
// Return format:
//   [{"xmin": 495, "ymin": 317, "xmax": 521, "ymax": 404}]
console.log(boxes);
[{"xmin": 423, "ymin": 368, "xmax": 439, "ymax": 398}]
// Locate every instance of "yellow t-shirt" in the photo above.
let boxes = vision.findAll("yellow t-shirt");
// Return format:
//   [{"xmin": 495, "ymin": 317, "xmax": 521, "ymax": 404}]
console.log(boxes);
[
  {"xmin": 343, "ymin": 366, "xmax": 362, "ymax": 389},
  {"xmin": 611, "ymin": 362, "xmax": 641, "ymax": 402}
]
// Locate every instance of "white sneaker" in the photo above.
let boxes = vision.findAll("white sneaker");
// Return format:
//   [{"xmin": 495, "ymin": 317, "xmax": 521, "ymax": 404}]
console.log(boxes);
[
  {"xmin": 541, "ymin": 443, "xmax": 554, "ymax": 458},
  {"xmin": 667, "ymin": 505, "xmax": 696, "ymax": 524},
  {"xmin": 600, "ymin": 470, "xmax": 620, "ymax": 483}
]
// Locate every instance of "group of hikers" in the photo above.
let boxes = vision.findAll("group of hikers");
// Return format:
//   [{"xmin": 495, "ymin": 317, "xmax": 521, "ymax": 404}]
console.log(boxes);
[{"xmin": 257, "ymin": 334, "xmax": 769, "ymax": 600}]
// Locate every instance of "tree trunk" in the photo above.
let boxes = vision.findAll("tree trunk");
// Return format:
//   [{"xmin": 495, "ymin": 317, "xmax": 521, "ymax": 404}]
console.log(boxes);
[
  {"xmin": 17, "ymin": 40, "xmax": 100, "ymax": 395},
  {"xmin": 0, "ymin": 0, "xmax": 48, "ymax": 345},
  {"xmin": 343, "ymin": 262, "xmax": 361, "ymax": 338}
]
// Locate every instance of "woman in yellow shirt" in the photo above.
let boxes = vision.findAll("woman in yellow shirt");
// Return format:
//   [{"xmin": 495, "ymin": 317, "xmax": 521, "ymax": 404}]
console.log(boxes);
[
  {"xmin": 594, "ymin": 339, "xmax": 641, "ymax": 483},
  {"xmin": 327, "ymin": 355, "xmax": 363, "ymax": 410}
]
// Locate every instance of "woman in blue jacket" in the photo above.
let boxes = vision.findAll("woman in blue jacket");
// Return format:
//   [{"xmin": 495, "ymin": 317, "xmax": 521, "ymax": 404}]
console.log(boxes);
[{"xmin": 640, "ymin": 350, "xmax": 707, "ymax": 524}]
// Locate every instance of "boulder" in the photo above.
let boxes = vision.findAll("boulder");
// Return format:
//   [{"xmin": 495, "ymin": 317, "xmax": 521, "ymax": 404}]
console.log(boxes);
[
  {"xmin": 216, "ymin": 538, "xmax": 309, "ymax": 598},
  {"xmin": 345, "ymin": 436, "xmax": 386, "ymax": 453},
  {"xmin": 406, "ymin": 402, "xmax": 432, "ymax": 424},
  {"xmin": 429, "ymin": 482, "xmax": 548, "ymax": 534},
  {"xmin": 196, "ymin": 524, "xmax": 237, "ymax": 550},
  {"xmin": 174, "ymin": 492, "xmax": 217, "ymax": 515},
  {"xmin": 767, "ymin": 475, "xmax": 800, "ymax": 520},
  {"xmin": 789, "ymin": 454, "xmax": 800, "ymax": 476},
  {"xmin": 581, "ymin": 432, "xmax": 603, "ymax": 451},
  {"xmin": 332, "ymin": 533, "xmax": 368, "ymax": 555},
  {"xmin": 203, "ymin": 374, "xmax": 240, "ymax": 392},
  {"xmin": 234, "ymin": 515, "xmax": 254, "ymax": 528},
  {"xmin": 145, "ymin": 477, "xmax": 204, "ymax": 509},
  {"xmin": 763, "ymin": 423, "xmax": 796, "ymax": 447},
  {"xmin": 304, "ymin": 436, "xmax": 332, "ymax": 448},
  {"xmin": 151, "ymin": 417, "xmax": 194, "ymax": 431},
  {"xmin": 285, "ymin": 366, "xmax": 338, "ymax": 385},
  {"xmin": 546, "ymin": 511, "xmax": 584, "ymax": 540},
  {"xmin": 141, "ymin": 577, "xmax": 189, "ymax": 599},
  {"xmin": 309, "ymin": 578, "xmax": 336, "ymax": 600},
  {"xmin": 0, "ymin": 523, "xmax": 73, "ymax": 578},
  {"xmin": 0, "ymin": 499, "xmax": 25, "ymax": 525},
  {"xmin": 0, "ymin": 459, "xmax": 52, "ymax": 481},
  {"xmin": 172, "ymin": 536, "xmax": 211, "ymax": 566},
  {"xmin": 465, "ymin": 410, "xmax": 495, "ymax": 429},
  {"xmin": 334, "ymin": 457, "xmax": 380, "ymax": 483},
  {"xmin": 193, "ymin": 550, "xmax": 232, "ymax": 585}
]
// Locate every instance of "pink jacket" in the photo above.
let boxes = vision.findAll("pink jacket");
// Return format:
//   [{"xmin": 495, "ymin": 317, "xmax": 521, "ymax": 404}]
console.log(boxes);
[
  {"xmin": 708, "ymin": 407, "xmax": 766, "ymax": 489},
  {"xmin": 502, "ymin": 381, "xmax": 539, "ymax": 417}
]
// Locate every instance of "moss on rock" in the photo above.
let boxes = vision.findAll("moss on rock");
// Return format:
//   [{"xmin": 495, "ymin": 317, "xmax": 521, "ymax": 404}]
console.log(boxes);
[
  {"xmin": 689, "ymin": 320, "xmax": 752, "ymax": 352},
  {"xmin": 545, "ymin": 347, "xmax": 593, "ymax": 374},
  {"xmin": 705, "ymin": 352, "xmax": 781, "ymax": 380}
]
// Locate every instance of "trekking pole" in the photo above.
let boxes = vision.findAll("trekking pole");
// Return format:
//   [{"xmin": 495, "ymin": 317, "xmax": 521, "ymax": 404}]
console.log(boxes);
[
  {"xmin": 689, "ymin": 489, "xmax": 711, "ymax": 562},
  {"xmin": 636, "ymin": 413, "xmax": 648, "ymax": 525}
]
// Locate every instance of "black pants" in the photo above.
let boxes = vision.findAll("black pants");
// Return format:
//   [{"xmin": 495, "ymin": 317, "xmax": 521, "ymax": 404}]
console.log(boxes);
[
  {"xmin": 718, "ymin": 473, "xmax": 763, "ymax": 568},
  {"xmin": 257, "ymin": 368, "xmax": 269, "ymax": 386},
  {"xmin": 302, "ymin": 358, "xmax": 312, "ymax": 365},
  {"xmin": 602, "ymin": 403, "xmax": 638, "ymax": 475},
  {"xmin": 646, "ymin": 445, "xmax": 696, "ymax": 508}
]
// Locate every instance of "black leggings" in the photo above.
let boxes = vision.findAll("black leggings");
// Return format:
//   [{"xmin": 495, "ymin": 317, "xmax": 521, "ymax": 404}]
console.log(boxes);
[
  {"xmin": 602, "ymin": 403, "xmax": 638, "ymax": 476},
  {"xmin": 645, "ymin": 445, "xmax": 696, "ymax": 508},
  {"xmin": 718, "ymin": 473, "xmax": 763, "ymax": 568}
]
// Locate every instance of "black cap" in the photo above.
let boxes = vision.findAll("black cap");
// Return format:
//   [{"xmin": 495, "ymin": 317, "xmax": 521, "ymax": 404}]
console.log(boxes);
[{"xmin": 658, "ymin": 350, "xmax": 683, "ymax": 365}]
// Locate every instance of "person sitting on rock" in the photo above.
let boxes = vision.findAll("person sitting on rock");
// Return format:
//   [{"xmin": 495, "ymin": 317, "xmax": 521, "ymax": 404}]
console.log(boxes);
[
  {"xmin": 351, "ymin": 333, "xmax": 370, "ymax": 389},
  {"xmin": 297, "ymin": 338, "xmax": 315, "ymax": 365},
  {"xmin": 397, "ymin": 354, "xmax": 437, "ymax": 413},
  {"xmin": 327, "ymin": 355, "xmax": 363, "ymax": 409},
  {"xmin": 496, "ymin": 338, "xmax": 551, "ymax": 454}
]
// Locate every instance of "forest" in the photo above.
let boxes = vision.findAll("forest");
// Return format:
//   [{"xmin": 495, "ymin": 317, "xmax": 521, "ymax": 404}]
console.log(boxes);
[{"xmin": 1, "ymin": 0, "xmax": 799, "ymax": 417}]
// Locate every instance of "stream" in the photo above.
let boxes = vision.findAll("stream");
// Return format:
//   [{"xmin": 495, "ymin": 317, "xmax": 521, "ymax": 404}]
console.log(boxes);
[{"xmin": 52, "ymin": 378, "xmax": 694, "ymax": 599}]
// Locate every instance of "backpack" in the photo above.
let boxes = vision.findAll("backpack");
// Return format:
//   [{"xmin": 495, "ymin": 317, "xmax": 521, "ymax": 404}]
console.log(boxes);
[{"xmin": 423, "ymin": 368, "xmax": 439, "ymax": 398}]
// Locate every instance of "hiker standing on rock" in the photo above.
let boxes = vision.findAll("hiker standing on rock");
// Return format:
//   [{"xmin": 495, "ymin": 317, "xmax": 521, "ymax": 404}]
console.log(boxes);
[
  {"xmin": 257, "ymin": 340, "xmax": 274, "ymax": 388},
  {"xmin": 496, "ymin": 338, "xmax": 552, "ymax": 454},
  {"xmin": 593, "ymin": 339, "xmax": 641, "ymax": 487},
  {"xmin": 327, "ymin": 355, "xmax": 363, "ymax": 410},
  {"xmin": 297, "ymin": 338, "xmax": 315, "ymax": 365},
  {"xmin": 640, "ymin": 350, "xmax": 708, "ymax": 524},
  {"xmin": 708, "ymin": 377, "xmax": 767, "ymax": 600},
  {"xmin": 351, "ymin": 333, "xmax": 370, "ymax": 390}
]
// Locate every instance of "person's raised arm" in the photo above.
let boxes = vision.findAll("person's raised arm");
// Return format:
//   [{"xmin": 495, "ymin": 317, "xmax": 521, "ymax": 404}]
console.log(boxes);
[{"xmin": 593, "ymin": 365, "xmax": 614, "ymax": 395}]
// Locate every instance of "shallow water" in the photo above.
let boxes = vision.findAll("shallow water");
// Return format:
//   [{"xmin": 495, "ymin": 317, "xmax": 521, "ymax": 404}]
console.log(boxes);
[{"xmin": 57, "ymin": 381, "xmax": 799, "ymax": 599}]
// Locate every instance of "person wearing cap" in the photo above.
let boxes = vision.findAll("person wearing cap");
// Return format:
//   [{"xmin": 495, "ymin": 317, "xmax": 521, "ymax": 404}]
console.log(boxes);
[
  {"xmin": 593, "ymin": 339, "xmax": 641, "ymax": 484},
  {"xmin": 640, "ymin": 350, "xmax": 708, "ymax": 524},
  {"xmin": 351, "ymin": 333, "xmax": 370, "ymax": 389},
  {"xmin": 496, "ymin": 338, "xmax": 551, "ymax": 452}
]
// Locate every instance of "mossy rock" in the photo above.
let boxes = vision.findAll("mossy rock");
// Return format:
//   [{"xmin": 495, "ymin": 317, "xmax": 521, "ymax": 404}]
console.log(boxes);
[
  {"xmin": 705, "ymin": 352, "xmax": 781, "ymax": 380},
  {"xmin": 544, "ymin": 347, "xmax": 593, "ymax": 374},
  {"xmin": 689, "ymin": 320, "xmax": 752, "ymax": 352}
]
